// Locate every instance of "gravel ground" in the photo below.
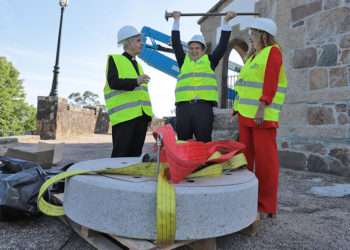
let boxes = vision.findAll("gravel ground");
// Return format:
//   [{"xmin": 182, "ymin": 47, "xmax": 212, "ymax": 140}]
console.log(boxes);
[{"xmin": 0, "ymin": 135, "xmax": 349, "ymax": 250}]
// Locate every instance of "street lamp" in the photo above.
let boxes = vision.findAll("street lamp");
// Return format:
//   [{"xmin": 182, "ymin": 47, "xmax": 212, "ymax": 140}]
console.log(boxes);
[{"xmin": 49, "ymin": 0, "xmax": 69, "ymax": 96}]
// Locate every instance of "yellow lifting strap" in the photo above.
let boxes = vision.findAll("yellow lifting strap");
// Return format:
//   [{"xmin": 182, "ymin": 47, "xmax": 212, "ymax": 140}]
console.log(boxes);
[{"xmin": 37, "ymin": 152, "xmax": 247, "ymax": 244}]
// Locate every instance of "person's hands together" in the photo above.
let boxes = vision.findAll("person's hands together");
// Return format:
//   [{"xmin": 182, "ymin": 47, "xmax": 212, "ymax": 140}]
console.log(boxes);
[{"xmin": 137, "ymin": 74, "xmax": 150, "ymax": 85}]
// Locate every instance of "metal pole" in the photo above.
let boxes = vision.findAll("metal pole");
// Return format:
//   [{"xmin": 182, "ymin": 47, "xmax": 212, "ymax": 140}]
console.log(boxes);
[
  {"xmin": 156, "ymin": 134, "xmax": 163, "ymax": 177},
  {"xmin": 49, "ymin": 6, "xmax": 65, "ymax": 97},
  {"xmin": 165, "ymin": 10, "xmax": 260, "ymax": 21}
]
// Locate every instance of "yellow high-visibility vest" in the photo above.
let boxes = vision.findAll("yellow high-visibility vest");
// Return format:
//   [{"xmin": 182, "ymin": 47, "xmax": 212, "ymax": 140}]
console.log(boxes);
[
  {"xmin": 176, "ymin": 55, "xmax": 218, "ymax": 103},
  {"xmin": 233, "ymin": 45, "xmax": 288, "ymax": 122},
  {"xmin": 104, "ymin": 54, "xmax": 153, "ymax": 126}
]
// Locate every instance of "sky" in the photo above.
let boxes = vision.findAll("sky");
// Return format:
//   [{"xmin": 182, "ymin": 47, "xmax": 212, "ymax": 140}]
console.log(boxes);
[{"xmin": 0, "ymin": 0, "xmax": 242, "ymax": 117}]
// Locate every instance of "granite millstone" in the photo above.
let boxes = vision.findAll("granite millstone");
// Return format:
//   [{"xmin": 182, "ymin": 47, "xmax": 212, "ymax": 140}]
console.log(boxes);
[{"xmin": 63, "ymin": 157, "xmax": 258, "ymax": 240}]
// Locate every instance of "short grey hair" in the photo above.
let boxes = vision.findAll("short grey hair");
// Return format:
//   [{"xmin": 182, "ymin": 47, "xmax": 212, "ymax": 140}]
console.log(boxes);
[{"xmin": 122, "ymin": 38, "xmax": 132, "ymax": 50}]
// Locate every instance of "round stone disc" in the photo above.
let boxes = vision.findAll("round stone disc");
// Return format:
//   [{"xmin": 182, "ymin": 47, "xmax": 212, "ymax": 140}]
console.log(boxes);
[{"xmin": 64, "ymin": 157, "xmax": 258, "ymax": 240}]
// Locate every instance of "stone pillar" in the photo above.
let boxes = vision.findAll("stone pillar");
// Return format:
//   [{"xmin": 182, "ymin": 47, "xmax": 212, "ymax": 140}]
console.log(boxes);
[
  {"xmin": 37, "ymin": 96, "xmax": 103, "ymax": 139},
  {"xmin": 37, "ymin": 96, "xmax": 60, "ymax": 140}
]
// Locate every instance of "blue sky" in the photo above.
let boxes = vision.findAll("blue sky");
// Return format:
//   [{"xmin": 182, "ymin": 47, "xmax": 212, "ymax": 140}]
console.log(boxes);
[{"xmin": 0, "ymin": 0, "xmax": 222, "ymax": 117}]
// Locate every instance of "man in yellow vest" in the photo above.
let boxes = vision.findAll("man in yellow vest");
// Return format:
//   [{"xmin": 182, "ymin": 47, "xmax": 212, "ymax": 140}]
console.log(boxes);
[
  {"xmin": 104, "ymin": 25, "xmax": 153, "ymax": 157},
  {"xmin": 171, "ymin": 11, "xmax": 236, "ymax": 142}
]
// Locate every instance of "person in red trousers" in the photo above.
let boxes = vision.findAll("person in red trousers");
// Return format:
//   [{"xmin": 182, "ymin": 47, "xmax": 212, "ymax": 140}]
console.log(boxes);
[{"xmin": 233, "ymin": 18, "xmax": 288, "ymax": 218}]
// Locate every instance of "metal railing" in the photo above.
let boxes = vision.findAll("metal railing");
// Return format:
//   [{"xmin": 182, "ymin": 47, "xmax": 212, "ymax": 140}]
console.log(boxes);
[{"xmin": 226, "ymin": 74, "xmax": 239, "ymax": 109}]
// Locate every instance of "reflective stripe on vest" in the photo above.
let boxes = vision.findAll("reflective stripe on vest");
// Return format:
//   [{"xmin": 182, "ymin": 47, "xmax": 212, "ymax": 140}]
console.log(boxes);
[
  {"xmin": 235, "ymin": 79, "xmax": 288, "ymax": 94},
  {"xmin": 108, "ymin": 101, "xmax": 152, "ymax": 115},
  {"xmin": 238, "ymin": 98, "xmax": 283, "ymax": 111},
  {"xmin": 175, "ymin": 85, "xmax": 218, "ymax": 93},
  {"xmin": 176, "ymin": 55, "xmax": 218, "ymax": 103},
  {"xmin": 233, "ymin": 45, "xmax": 288, "ymax": 122},
  {"xmin": 104, "ymin": 86, "xmax": 148, "ymax": 100},
  {"xmin": 104, "ymin": 54, "xmax": 153, "ymax": 126},
  {"xmin": 178, "ymin": 72, "xmax": 217, "ymax": 81}
]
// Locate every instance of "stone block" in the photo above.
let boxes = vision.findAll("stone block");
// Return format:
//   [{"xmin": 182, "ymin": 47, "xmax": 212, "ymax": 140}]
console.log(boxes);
[
  {"xmin": 279, "ymin": 104, "xmax": 307, "ymax": 126},
  {"xmin": 293, "ymin": 47, "xmax": 317, "ymax": 68},
  {"xmin": 279, "ymin": 151, "xmax": 308, "ymax": 171},
  {"xmin": 307, "ymin": 154, "xmax": 329, "ymax": 173},
  {"xmin": 306, "ymin": 88, "xmax": 350, "ymax": 103},
  {"xmin": 0, "ymin": 137, "xmax": 18, "ymax": 145},
  {"xmin": 306, "ymin": 7, "xmax": 350, "ymax": 41},
  {"xmin": 338, "ymin": 113, "xmax": 349, "ymax": 124},
  {"xmin": 336, "ymin": 103, "xmax": 348, "ymax": 112},
  {"xmin": 340, "ymin": 34, "xmax": 350, "ymax": 48},
  {"xmin": 324, "ymin": 0, "xmax": 341, "ymax": 10},
  {"xmin": 285, "ymin": 69, "xmax": 308, "ymax": 103},
  {"xmin": 340, "ymin": 49, "xmax": 350, "ymax": 64},
  {"xmin": 5, "ymin": 142, "xmax": 64, "ymax": 168},
  {"xmin": 213, "ymin": 108, "xmax": 236, "ymax": 131},
  {"xmin": 329, "ymin": 67, "xmax": 348, "ymax": 87},
  {"xmin": 309, "ymin": 68, "xmax": 328, "ymax": 90},
  {"xmin": 307, "ymin": 107, "xmax": 335, "ymax": 125},
  {"xmin": 329, "ymin": 147, "xmax": 350, "ymax": 166},
  {"xmin": 291, "ymin": 0, "xmax": 322, "ymax": 22},
  {"xmin": 294, "ymin": 126, "xmax": 348, "ymax": 139},
  {"xmin": 317, "ymin": 44, "xmax": 338, "ymax": 67},
  {"xmin": 327, "ymin": 157, "xmax": 350, "ymax": 177}
]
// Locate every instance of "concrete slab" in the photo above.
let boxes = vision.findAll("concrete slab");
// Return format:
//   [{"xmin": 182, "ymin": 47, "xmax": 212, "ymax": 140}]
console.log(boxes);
[
  {"xmin": 310, "ymin": 184, "xmax": 350, "ymax": 197},
  {"xmin": 5, "ymin": 142, "xmax": 64, "ymax": 167},
  {"xmin": 64, "ymin": 157, "xmax": 258, "ymax": 241}
]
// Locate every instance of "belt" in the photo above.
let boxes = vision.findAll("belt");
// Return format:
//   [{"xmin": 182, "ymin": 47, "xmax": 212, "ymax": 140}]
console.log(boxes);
[{"xmin": 176, "ymin": 99, "xmax": 214, "ymax": 105}]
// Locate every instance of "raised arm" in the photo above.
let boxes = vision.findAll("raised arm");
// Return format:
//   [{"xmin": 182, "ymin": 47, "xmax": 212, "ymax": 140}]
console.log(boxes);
[
  {"xmin": 209, "ymin": 12, "xmax": 236, "ymax": 69},
  {"xmin": 171, "ymin": 11, "xmax": 186, "ymax": 68}
]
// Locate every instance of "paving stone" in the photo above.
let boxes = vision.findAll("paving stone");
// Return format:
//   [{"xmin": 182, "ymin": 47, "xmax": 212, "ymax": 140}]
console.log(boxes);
[
  {"xmin": 279, "ymin": 151, "xmax": 307, "ymax": 171},
  {"xmin": 329, "ymin": 147, "xmax": 350, "ymax": 166},
  {"xmin": 307, "ymin": 154, "xmax": 329, "ymax": 173}
]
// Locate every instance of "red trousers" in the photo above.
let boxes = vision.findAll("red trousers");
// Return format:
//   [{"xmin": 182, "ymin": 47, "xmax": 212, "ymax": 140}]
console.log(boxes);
[{"xmin": 238, "ymin": 117, "xmax": 280, "ymax": 214}]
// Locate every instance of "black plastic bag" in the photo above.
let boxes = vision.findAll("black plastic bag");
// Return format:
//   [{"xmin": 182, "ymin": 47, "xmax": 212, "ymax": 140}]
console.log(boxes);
[{"xmin": 0, "ymin": 157, "xmax": 47, "ymax": 221}]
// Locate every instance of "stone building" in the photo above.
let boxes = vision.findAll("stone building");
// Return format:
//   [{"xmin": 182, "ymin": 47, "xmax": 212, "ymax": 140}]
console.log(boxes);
[{"xmin": 202, "ymin": 0, "xmax": 350, "ymax": 177}]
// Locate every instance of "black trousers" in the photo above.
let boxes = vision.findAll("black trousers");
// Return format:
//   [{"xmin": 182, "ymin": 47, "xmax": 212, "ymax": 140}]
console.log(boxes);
[
  {"xmin": 175, "ymin": 101, "xmax": 214, "ymax": 142},
  {"xmin": 111, "ymin": 114, "xmax": 150, "ymax": 157}
]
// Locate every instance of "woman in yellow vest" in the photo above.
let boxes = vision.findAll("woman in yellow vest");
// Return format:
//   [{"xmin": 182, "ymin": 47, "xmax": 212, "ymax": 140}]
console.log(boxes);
[
  {"xmin": 171, "ymin": 11, "xmax": 236, "ymax": 142},
  {"xmin": 233, "ymin": 18, "xmax": 288, "ymax": 217},
  {"xmin": 104, "ymin": 25, "xmax": 153, "ymax": 157}
]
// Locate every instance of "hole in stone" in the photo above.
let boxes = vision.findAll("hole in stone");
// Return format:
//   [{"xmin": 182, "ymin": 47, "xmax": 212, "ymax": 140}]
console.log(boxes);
[
  {"xmin": 186, "ymin": 179, "xmax": 195, "ymax": 183},
  {"xmin": 225, "ymin": 173, "xmax": 232, "ymax": 175},
  {"xmin": 133, "ymin": 176, "xmax": 141, "ymax": 178}
]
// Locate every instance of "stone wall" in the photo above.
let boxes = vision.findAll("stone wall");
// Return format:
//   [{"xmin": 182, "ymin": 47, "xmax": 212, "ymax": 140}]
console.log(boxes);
[
  {"xmin": 200, "ymin": 0, "xmax": 350, "ymax": 177},
  {"xmin": 37, "ymin": 96, "xmax": 110, "ymax": 140}
]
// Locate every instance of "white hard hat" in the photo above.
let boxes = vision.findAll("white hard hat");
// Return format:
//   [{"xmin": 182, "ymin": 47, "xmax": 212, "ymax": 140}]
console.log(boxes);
[
  {"xmin": 117, "ymin": 25, "xmax": 140, "ymax": 44},
  {"xmin": 188, "ymin": 34, "xmax": 207, "ymax": 48},
  {"xmin": 249, "ymin": 18, "xmax": 277, "ymax": 37}
]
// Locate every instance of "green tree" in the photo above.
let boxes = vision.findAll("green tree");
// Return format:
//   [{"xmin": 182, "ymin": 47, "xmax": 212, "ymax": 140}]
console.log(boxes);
[
  {"xmin": 68, "ymin": 90, "xmax": 102, "ymax": 108},
  {"xmin": 0, "ymin": 57, "xmax": 36, "ymax": 136}
]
